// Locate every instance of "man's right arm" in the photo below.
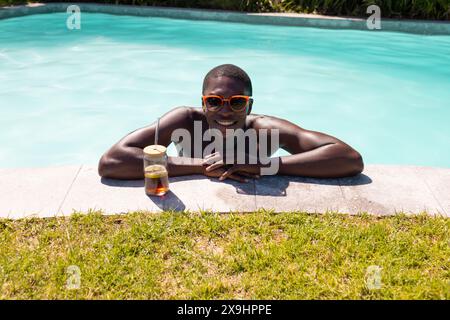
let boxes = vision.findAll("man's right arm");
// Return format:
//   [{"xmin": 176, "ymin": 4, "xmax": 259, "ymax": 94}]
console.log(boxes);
[{"xmin": 98, "ymin": 106, "xmax": 203, "ymax": 179}]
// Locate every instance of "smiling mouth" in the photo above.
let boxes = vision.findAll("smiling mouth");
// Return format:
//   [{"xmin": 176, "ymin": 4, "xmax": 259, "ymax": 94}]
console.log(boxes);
[{"xmin": 215, "ymin": 120, "xmax": 237, "ymax": 127}]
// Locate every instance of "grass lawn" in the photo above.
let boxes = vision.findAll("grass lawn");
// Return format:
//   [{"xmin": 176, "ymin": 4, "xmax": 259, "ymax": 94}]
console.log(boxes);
[{"xmin": 0, "ymin": 210, "xmax": 448, "ymax": 299}]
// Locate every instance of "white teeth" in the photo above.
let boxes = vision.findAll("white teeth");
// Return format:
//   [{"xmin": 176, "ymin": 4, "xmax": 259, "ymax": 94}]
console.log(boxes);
[{"xmin": 216, "ymin": 120, "xmax": 235, "ymax": 126}]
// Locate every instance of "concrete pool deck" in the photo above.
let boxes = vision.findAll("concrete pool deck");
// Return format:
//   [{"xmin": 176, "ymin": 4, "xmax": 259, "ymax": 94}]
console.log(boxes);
[
  {"xmin": 0, "ymin": 165, "xmax": 449, "ymax": 219},
  {"xmin": 1, "ymin": 3, "xmax": 450, "ymax": 35}
]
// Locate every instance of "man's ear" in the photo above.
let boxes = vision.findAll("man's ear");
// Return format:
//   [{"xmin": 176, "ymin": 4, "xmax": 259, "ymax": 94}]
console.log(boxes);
[{"xmin": 247, "ymin": 98, "xmax": 253, "ymax": 115}]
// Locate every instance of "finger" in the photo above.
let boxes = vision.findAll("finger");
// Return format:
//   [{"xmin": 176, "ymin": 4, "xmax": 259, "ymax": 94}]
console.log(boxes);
[
  {"xmin": 227, "ymin": 173, "xmax": 248, "ymax": 183},
  {"xmin": 204, "ymin": 152, "xmax": 221, "ymax": 160},
  {"xmin": 202, "ymin": 153, "xmax": 222, "ymax": 165},
  {"xmin": 219, "ymin": 166, "xmax": 237, "ymax": 181},
  {"xmin": 204, "ymin": 152, "xmax": 219, "ymax": 159},
  {"xmin": 203, "ymin": 157, "xmax": 215, "ymax": 165},
  {"xmin": 205, "ymin": 161, "xmax": 225, "ymax": 172},
  {"xmin": 238, "ymin": 171, "xmax": 260, "ymax": 179}
]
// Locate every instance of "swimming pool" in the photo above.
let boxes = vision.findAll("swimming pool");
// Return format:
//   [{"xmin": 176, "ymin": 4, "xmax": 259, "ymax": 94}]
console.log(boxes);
[{"xmin": 1, "ymin": 12, "xmax": 449, "ymax": 168}]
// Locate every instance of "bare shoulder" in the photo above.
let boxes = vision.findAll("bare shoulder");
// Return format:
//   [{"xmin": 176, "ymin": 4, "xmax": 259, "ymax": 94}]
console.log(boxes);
[
  {"xmin": 187, "ymin": 106, "xmax": 206, "ymax": 120},
  {"xmin": 167, "ymin": 105, "xmax": 195, "ymax": 121},
  {"xmin": 160, "ymin": 106, "xmax": 205, "ymax": 127},
  {"xmin": 117, "ymin": 106, "xmax": 197, "ymax": 147},
  {"xmin": 248, "ymin": 114, "xmax": 305, "ymax": 132},
  {"xmin": 247, "ymin": 114, "xmax": 344, "ymax": 152}
]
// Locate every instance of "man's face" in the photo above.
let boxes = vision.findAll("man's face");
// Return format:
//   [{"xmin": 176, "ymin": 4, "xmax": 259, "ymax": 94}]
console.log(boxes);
[{"xmin": 202, "ymin": 76, "xmax": 252, "ymax": 135}]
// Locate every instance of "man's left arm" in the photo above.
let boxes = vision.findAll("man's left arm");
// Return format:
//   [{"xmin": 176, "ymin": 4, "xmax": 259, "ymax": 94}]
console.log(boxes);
[
  {"xmin": 272, "ymin": 117, "xmax": 364, "ymax": 178},
  {"xmin": 206, "ymin": 116, "xmax": 364, "ymax": 181}
]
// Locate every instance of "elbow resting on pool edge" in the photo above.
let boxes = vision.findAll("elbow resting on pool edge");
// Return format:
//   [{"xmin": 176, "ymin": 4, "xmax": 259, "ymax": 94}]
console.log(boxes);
[
  {"xmin": 98, "ymin": 154, "xmax": 117, "ymax": 178},
  {"xmin": 349, "ymin": 150, "xmax": 364, "ymax": 177},
  {"xmin": 331, "ymin": 144, "xmax": 364, "ymax": 177},
  {"xmin": 98, "ymin": 154, "xmax": 109, "ymax": 178}
]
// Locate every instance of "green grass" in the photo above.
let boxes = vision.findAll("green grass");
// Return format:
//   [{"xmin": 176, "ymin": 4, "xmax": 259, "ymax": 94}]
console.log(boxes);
[
  {"xmin": 0, "ymin": 0, "xmax": 26, "ymax": 6},
  {"xmin": 0, "ymin": 211, "xmax": 449, "ymax": 299}
]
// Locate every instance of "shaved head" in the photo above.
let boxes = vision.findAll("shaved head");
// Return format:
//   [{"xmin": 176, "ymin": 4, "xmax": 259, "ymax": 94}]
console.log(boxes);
[{"xmin": 202, "ymin": 64, "xmax": 252, "ymax": 96}]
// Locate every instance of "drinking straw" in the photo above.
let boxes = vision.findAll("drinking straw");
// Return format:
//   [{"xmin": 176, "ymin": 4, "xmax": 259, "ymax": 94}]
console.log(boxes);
[{"xmin": 155, "ymin": 117, "xmax": 160, "ymax": 146}]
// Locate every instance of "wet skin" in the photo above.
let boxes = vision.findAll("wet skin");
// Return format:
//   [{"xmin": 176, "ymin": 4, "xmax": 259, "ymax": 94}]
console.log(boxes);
[{"xmin": 99, "ymin": 76, "xmax": 364, "ymax": 182}]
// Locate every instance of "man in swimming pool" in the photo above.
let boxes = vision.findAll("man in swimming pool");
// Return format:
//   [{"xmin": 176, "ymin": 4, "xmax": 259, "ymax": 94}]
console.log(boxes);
[{"xmin": 99, "ymin": 64, "xmax": 363, "ymax": 182}]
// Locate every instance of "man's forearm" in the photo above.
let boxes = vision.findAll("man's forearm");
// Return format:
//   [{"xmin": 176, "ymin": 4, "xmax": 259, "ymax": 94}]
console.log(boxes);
[
  {"xmin": 167, "ymin": 156, "xmax": 204, "ymax": 177},
  {"xmin": 99, "ymin": 146, "xmax": 205, "ymax": 179},
  {"xmin": 277, "ymin": 143, "xmax": 364, "ymax": 178}
]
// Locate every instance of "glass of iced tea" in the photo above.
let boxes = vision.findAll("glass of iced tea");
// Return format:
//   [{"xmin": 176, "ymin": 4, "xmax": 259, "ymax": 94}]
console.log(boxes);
[{"xmin": 143, "ymin": 145, "xmax": 169, "ymax": 196}]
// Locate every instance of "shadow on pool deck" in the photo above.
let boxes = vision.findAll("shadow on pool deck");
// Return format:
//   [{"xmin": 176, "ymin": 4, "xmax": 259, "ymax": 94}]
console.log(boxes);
[
  {"xmin": 100, "ymin": 177, "xmax": 144, "ymax": 188},
  {"xmin": 146, "ymin": 190, "xmax": 186, "ymax": 211},
  {"xmin": 251, "ymin": 173, "xmax": 372, "ymax": 196},
  {"xmin": 100, "ymin": 173, "xmax": 373, "ymax": 199}
]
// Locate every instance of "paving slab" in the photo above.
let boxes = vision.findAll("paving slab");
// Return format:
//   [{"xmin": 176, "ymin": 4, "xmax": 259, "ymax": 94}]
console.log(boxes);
[
  {"xmin": 0, "ymin": 166, "xmax": 81, "ymax": 219},
  {"xmin": 339, "ymin": 165, "xmax": 446, "ymax": 216},
  {"xmin": 414, "ymin": 166, "xmax": 450, "ymax": 216},
  {"xmin": 59, "ymin": 166, "xmax": 163, "ymax": 216},
  {"xmin": 166, "ymin": 175, "xmax": 256, "ymax": 213},
  {"xmin": 1, "ymin": 164, "xmax": 449, "ymax": 219},
  {"xmin": 254, "ymin": 175, "xmax": 347, "ymax": 213},
  {"xmin": 59, "ymin": 167, "xmax": 256, "ymax": 216}
]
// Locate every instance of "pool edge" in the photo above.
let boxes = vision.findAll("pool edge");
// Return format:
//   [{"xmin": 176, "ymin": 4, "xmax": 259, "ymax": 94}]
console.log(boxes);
[
  {"xmin": 0, "ymin": 164, "xmax": 448, "ymax": 219},
  {"xmin": 1, "ymin": 2, "xmax": 450, "ymax": 35}
]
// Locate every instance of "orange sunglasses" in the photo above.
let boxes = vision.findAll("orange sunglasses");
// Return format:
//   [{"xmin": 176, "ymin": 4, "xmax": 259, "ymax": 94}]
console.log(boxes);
[{"xmin": 202, "ymin": 95, "xmax": 251, "ymax": 112}]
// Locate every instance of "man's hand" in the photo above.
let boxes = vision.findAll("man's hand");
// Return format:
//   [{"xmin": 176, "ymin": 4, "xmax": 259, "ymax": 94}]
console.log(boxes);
[{"xmin": 202, "ymin": 152, "xmax": 261, "ymax": 183}]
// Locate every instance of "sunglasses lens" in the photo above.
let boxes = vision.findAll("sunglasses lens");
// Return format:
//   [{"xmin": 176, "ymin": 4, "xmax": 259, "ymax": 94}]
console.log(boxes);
[
  {"xmin": 230, "ymin": 97, "xmax": 248, "ymax": 111},
  {"xmin": 205, "ymin": 97, "xmax": 223, "ymax": 110}
]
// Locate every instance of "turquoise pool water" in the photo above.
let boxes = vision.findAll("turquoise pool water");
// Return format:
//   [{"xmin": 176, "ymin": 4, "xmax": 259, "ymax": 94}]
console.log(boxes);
[{"xmin": 1, "ymin": 12, "xmax": 449, "ymax": 168}]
